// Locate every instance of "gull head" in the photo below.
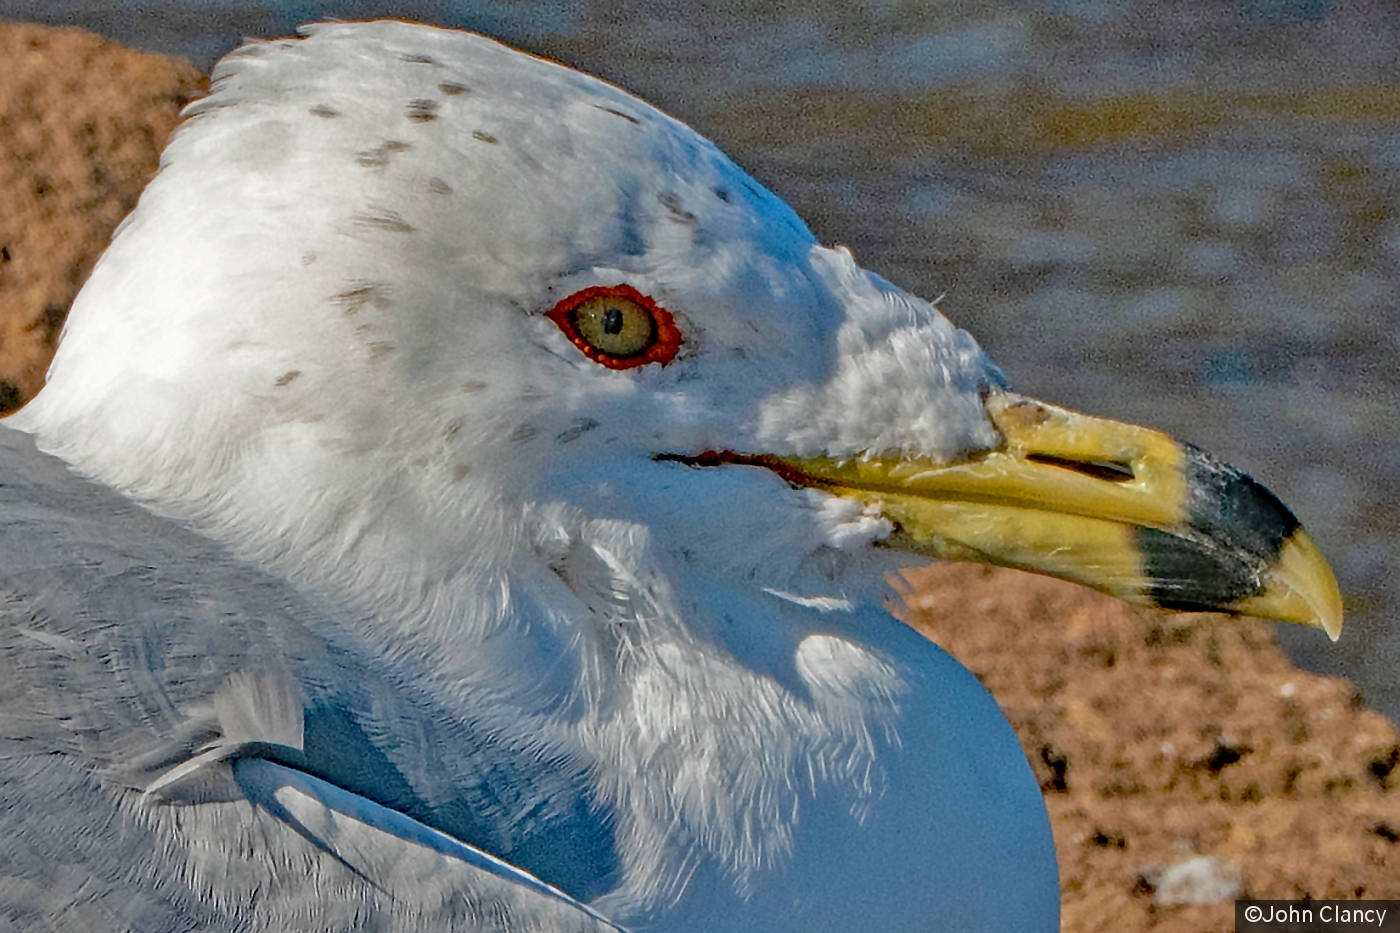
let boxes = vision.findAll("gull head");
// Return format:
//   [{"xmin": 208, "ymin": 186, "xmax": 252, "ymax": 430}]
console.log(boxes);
[{"xmin": 12, "ymin": 22, "xmax": 1338, "ymax": 647}]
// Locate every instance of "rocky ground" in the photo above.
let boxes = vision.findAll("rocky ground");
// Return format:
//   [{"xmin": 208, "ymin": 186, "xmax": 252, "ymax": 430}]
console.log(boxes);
[
  {"xmin": 0, "ymin": 20, "xmax": 200, "ymax": 407},
  {"xmin": 904, "ymin": 564, "xmax": 1400, "ymax": 931},
  {"xmin": 2, "ymin": 18, "xmax": 1397, "ymax": 931}
]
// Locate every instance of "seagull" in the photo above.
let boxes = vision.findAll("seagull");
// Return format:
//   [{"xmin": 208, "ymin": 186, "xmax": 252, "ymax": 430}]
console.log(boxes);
[{"xmin": 0, "ymin": 20, "xmax": 1341, "ymax": 933}]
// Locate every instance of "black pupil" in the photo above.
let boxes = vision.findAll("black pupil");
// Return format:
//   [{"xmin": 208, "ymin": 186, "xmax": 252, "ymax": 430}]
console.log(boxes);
[{"xmin": 602, "ymin": 307, "xmax": 625, "ymax": 335}]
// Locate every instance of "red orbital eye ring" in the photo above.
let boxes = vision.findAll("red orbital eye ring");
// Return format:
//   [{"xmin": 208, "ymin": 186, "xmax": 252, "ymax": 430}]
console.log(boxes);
[{"xmin": 546, "ymin": 284, "xmax": 683, "ymax": 370}]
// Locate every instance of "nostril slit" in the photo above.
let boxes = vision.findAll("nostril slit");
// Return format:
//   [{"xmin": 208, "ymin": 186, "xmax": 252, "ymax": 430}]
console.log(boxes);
[{"xmin": 1028, "ymin": 453, "xmax": 1136, "ymax": 483}]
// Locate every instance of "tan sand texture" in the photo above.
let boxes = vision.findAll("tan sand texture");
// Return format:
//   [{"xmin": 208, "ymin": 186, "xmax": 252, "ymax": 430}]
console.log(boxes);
[{"xmin": 0, "ymin": 20, "xmax": 202, "ymax": 409}]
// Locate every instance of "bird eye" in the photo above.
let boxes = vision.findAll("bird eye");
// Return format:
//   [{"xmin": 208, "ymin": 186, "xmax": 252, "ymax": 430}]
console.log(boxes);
[{"xmin": 546, "ymin": 285, "xmax": 682, "ymax": 369}]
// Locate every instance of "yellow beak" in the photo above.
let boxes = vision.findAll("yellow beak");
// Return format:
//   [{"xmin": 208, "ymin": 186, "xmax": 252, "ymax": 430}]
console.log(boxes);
[{"xmin": 763, "ymin": 393, "xmax": 1343, "ymax": 640}]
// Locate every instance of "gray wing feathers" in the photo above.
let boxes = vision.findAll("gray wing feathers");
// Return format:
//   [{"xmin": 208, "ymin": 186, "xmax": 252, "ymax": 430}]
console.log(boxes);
[{"xmin": 0, "ymin": 428, "xmax": 617, "ymax": 931}]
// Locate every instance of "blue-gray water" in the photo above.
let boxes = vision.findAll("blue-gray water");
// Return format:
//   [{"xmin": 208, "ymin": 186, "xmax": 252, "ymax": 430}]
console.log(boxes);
[{"xmin": 4, "ymin": 0, "xmax": 1399, "ymax": 722}]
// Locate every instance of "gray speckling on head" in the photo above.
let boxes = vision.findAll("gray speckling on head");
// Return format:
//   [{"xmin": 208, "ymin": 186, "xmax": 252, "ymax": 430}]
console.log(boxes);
[
  {"xmin": 407, "ymin": 99, "xmax": 439, "ymax": 122},
  {"xmin": 356, "ymin": 140, "xmax": 411, "ymax": 169},
  {"xmin": 556, "ymin": 418, "xmax": 600, "ymax": 445},
  {"xmin": 352, "ymin": 209, "xmax": 415, "ymax": 234},
  {"xmin": 331, "ymin": 283, "xmax": 393, "ymax": 315},
  {"xmin": 657, "ymin": 191, "xmax": 696, "ymax": 225}
]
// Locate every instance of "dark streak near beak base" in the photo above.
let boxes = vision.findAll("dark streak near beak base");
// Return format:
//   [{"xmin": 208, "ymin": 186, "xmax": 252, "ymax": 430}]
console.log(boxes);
[{"xmin": 661, "ymin": 392, "xmax": 1343, "ymax": 640}]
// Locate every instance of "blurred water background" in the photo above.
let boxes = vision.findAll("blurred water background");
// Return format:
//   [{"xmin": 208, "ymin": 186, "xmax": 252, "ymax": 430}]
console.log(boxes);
[{"xmin": 3, "ymin": 0, "xmax": 1398, "ymax": 722}]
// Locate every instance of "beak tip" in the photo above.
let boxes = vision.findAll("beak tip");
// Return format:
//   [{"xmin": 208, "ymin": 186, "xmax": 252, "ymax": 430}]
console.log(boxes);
[
  {"xmin": 1314, "ymin": 592, "xmax": 1344, "ymax": 642},
  {"xmin": 1231, "ymin": 529, "xmax": 1344, "ymax": 641},
  {"xmin": 1291, "ymin": 529, "xmax": 1345, "ymax": 642},
  {"xmin": 1320, "ymin": 593, "xmax": 1344, "ymax": 643}
]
